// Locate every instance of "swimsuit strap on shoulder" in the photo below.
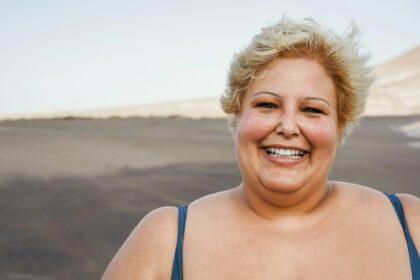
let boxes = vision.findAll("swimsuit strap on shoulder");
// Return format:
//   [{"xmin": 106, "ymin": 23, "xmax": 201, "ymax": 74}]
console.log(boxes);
[
  {"xmin": 171, "ymin": 205, "xmax": 188, "ymax": 280},
  {"xmin": 383, "ymin": 192, "xmax": 419, "ymax": 279}
]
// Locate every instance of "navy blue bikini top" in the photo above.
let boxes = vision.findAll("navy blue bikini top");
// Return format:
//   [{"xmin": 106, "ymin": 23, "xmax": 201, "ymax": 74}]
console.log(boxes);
[{"xmin": 171, "ymin": 193, "xmax": 419, "ymax": 280}]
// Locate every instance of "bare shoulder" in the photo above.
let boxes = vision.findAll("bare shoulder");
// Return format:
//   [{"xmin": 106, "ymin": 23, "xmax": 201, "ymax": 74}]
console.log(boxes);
[
  {"xmin": 395, "ymin": 193, "xmax": 420, "ymax": 248},
  {"xmin": 102, "ymin": 206, "xmax": 179, "ymax": 280},
  {"xmin": 331, "ymin": 181, "xmax": 402, "ymax": 216},
  {"xmin": 331, "ymin": 181, "xmax": 389, "ymax": 205},
  {"xmin": 333, "ymin": 181, "xmax": 420, "ymax": 247},
  {"xmin": 335, "ymin": 180, "xmax": 420, "ymax": 216},
  {"xmin": 395, "ymin": 193, "xmax": 420, "ymax": 213}
]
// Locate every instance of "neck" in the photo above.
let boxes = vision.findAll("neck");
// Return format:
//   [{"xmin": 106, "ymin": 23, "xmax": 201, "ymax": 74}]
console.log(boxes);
[{"xmin": 233, "ymin": 180, "xmax": 338, "ymax": 231}]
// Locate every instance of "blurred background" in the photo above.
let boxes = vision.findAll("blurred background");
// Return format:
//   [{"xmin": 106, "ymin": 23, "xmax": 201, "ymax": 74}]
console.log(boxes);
[{"xmin": 1, "ymin": 0, "xmax": 419, "ymax": 279}]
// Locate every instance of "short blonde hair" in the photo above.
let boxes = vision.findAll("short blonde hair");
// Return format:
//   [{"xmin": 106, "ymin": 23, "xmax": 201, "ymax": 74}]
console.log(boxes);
[{"xmin": 220, "ymin": 17, "xmax": 374, "ymax": 143}]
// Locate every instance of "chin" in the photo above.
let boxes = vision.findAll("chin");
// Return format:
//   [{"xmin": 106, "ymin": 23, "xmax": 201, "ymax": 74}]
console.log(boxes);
[{"xmin": 258, "ymin": 175, "xmax": 305, "ymax": 194}]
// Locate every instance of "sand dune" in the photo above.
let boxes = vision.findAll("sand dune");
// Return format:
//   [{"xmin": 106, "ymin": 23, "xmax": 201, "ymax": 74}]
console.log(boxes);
[
  {"xmin": 364, "ymin": 46, "xmax": 420, "ymax": 116},
  {"xmin": 1, "ymin": 46, "xmax": 419, "ymax": 122},
  {"xmin": 0, "ymin": 97, "xmax": 225, "ymax": 121}
]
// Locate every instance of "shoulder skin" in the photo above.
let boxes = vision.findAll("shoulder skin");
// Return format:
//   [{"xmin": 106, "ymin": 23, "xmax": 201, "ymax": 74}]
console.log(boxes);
[
  {"xmin": 396, "ymin": 193, "xmax": 420, "ymax": 250},
  {"xmin": 102, "ymin": 206, "xmax": 179, "ymax": 280}
]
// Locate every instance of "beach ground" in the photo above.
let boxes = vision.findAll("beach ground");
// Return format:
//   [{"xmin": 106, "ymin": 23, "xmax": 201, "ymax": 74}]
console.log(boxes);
[{"xmin": 0, "ymin": 116, "xmax": 419, "ymax": 279}]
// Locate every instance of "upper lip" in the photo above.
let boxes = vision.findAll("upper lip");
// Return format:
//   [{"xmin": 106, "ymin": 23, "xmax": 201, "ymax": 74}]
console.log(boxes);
[{"xmin": 261, "ymin": 144, "xmax": 310, "ymax": 153}]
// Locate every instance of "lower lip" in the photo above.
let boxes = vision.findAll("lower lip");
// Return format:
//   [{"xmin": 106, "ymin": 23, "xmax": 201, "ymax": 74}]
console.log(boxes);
[{"xmin": 260, "ymin": 148, "xmax": 309, "ymax": 167}]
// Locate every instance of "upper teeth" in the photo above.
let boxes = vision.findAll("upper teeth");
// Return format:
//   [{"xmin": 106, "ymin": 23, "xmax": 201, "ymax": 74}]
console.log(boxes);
[{"xmin": 265, "ymin": 147, "xmax": 305, "ymax": 157}]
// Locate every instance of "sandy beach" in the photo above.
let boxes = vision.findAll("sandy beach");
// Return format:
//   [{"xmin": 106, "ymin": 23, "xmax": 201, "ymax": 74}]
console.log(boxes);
[{"xmin": 0, "ymin": 115, "xmax": 419, "ymax": 279}]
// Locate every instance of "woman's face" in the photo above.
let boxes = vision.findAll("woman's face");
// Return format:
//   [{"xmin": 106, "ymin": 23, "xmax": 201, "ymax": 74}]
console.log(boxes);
[{"xmin": 235, "ymin": 57, "xmax": 338, "ymax": 194}]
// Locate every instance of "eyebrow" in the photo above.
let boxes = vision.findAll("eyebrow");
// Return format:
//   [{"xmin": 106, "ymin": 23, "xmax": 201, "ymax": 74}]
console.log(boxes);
[{"xmin": 252, "ymin": 91, "xmax": 332, "ymax": 107}]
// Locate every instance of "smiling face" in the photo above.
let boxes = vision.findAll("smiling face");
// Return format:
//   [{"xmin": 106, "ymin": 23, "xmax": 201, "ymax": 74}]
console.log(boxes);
[{"xmin": 235, "ymin": 57, "xmax": 338, "ymax": 197}]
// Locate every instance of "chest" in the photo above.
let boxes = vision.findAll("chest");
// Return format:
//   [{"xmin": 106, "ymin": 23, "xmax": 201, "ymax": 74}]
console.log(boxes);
[{"xmin": 182, "ymin": 217, "xmax": 412, "ymax": 280}]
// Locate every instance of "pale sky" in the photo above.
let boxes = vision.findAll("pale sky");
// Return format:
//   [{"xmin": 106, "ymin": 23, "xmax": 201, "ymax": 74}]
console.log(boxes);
[{"xmin": 1, "ymin": 0, "xmax": 419, "ymax": 115}]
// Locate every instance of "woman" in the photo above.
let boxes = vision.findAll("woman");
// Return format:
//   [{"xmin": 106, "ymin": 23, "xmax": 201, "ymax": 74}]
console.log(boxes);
[{"xmin": 103, "ymin": 18, "xmax": 419, "ymax": 279}]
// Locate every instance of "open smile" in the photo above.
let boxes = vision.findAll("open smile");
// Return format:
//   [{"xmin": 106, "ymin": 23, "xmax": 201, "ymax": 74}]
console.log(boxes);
[{"xmin": 260, "ymin": 146, "xmax": 310, "ymax": 166}]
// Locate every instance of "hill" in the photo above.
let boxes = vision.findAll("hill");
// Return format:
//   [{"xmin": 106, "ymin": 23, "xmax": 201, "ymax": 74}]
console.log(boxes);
[
  {"xmin": 1, "ymin": 46, "xmax": 419, "ymax": 121},
  {"xmin": 364, "ymin": 46, "xmax": 420, "ymax": 116}
]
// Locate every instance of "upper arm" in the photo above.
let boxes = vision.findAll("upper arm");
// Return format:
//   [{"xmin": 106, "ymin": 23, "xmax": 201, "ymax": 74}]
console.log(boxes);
[
  {"xmin": 396, "ymin": 193, "xmax": 420, "ymax": 250},
  {"xmin": 102, "ymin": 206, "xmax": 179, "ymax": 280}
]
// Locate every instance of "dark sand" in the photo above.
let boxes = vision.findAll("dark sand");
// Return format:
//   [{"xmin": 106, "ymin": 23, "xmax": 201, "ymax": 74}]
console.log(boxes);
[{"xmin": 0, "ymin": 116, "xmax": 419, "ymax": 279}]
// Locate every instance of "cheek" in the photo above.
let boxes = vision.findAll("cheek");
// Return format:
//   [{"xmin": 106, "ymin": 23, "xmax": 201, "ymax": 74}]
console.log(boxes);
[
  {"xmin": 236, "ymin": 110, "xmax": 277, "ymax": 142},
  {"xmin": 302, "ymin": 119, "xmax": 338, "ymax": 149}
]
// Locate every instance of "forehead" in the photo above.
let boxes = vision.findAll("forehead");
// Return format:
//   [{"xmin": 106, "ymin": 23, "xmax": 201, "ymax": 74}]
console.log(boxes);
[{"xmin": 247, "ymin": 57, "xmax": 336, "ymax": 104}]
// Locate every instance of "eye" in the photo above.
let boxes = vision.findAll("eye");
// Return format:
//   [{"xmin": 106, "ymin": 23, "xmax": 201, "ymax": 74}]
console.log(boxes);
[
  {"xmin": 303, "ymin": 107, "xmax": 324, "ymax": 114},
  {"xmin": 256, "ymin": 102, "xmax": 278, "ymax": 109}
]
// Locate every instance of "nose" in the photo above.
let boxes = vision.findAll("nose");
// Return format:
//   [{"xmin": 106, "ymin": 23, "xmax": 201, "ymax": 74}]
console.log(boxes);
[{"xmin": 275, "ymin": 110, "xmax": 300, "ymax": 138}]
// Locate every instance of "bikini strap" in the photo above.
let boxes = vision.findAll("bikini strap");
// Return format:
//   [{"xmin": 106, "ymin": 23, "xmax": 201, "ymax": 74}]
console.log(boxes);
[
  {"xmin": 383, "ymin": 192, "xmax": 419, "ymax": 279},
  {"xmin": 171, "ymin": 205, "xmax": 188, "ymax": 280}
]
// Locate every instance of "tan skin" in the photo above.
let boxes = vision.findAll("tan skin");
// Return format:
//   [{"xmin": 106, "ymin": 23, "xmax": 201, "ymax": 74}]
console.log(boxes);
[{"xmin": 103, "ymin": 58, "xmax": 419, "ymax": 280}]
